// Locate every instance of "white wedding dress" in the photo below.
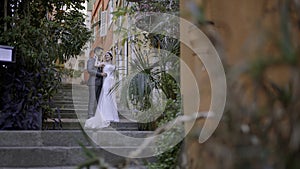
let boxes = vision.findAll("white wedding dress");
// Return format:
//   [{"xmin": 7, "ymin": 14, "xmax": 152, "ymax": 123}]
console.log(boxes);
[{"xmin": 84, "ymin": 63, "xmax": 119, "ymax": 129}]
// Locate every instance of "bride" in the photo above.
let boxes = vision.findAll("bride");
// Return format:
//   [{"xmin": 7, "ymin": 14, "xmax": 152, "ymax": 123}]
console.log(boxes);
[{"xmin": 85, "ymin": 51, "xmax": 119, "ymax": 129}]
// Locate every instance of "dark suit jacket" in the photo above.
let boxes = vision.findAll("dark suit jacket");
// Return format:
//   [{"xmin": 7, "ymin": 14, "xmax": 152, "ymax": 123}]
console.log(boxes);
[{"xmin": 95, "ymin": 67, "xmax": 103, "ymax": 87}]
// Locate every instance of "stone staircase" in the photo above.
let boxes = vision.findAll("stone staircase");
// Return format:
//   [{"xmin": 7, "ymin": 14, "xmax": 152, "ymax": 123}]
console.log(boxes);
[
  {"xmin": 45, "ymin": 84, "xmax": 140, "ymax": 131},
  {"xmin": 0, "ymin": 84, "xmax": 156, "ymax": 168}
]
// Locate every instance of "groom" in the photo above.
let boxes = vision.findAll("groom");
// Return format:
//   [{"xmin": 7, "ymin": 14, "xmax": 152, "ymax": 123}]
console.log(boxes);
[{"xmin": 87, "ymin": 46, "xmax": 106, "ymax": 118}]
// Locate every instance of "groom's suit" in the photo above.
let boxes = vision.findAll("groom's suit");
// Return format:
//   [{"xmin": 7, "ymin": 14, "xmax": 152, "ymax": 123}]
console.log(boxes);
[
  {"xmin": 95, "ymin": 66, "xmax": 103, "ymax": 103},
  {"xmin": 87, "ymin": 57, "xmax": 103, "ymax": 118}
]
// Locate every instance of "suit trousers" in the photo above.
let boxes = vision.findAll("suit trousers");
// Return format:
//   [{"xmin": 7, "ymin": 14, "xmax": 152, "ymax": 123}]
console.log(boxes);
[
  {"xmin": 96, "ymin": 85, "xmax": 102, "ymax": 104},
  {"xmin": 88, "ymin": 85, "xmax": 97, "ymax": 118}
]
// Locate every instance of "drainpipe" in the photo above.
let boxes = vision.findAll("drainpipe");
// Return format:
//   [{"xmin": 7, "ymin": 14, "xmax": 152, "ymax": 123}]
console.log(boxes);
[{"xmin": 4, "ymin": 0, "xmax": 7, "ymax": 31}]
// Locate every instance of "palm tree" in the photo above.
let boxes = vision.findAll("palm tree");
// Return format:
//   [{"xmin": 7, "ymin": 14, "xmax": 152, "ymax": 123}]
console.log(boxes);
[{"xmin": 110, "ymin": 36, "xmax": 180, "ymax": 130}]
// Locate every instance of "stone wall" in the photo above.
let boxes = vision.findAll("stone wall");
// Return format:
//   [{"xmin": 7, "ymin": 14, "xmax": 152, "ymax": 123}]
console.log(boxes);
[{"xmin": 181, "ymin": 0, "xmax": 300, "ymax": 168}]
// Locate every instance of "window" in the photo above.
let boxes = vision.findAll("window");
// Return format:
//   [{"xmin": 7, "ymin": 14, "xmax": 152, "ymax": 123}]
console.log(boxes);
[
  {"xmin": 100, "ymin": 10, "xmax": 107, "ymax": 37},
  {"xmin": 78, "ymin": 60, "xmax": 85, "ymax": 71},
  {"xmin": 109, "ymin": 0, "xmax": 113, "ymax": 26},
  {"xmin": 93, "ymin": 20, "xmax": 96, "ymax": 38}
]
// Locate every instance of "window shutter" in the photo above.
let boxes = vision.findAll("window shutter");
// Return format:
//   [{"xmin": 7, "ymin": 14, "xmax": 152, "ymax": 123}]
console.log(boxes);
[
  {"xmin": 98, "ymin": 9, "xmax": 101, "ymax": 27},
  {"xmin": 100, "ymin": 11, "xmax": 107, "ymax": 37},
  {"xmin": 109, "ymin": 0, "xmax": 113, "ymax": 26},
  {"xmin": 98, "ymin": 9, "xmax": 101, "ymax": 29},
  {"xmin": 93, "ymin": 20, "xmax": 96, "ymax": 38}
]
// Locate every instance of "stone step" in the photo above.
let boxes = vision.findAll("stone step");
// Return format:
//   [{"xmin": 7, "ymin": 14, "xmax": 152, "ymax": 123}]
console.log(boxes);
[
  {"xmin": 53, "ymin": 100, "xmax": 88, "ymax": 105},
  {"xmin": 54, "ymin": 108, "xmax": 86, "ymax": 115},
  {"xmin": 57, "ymin": 112, "xmax": 133, "ymax": 119},
  {"xmin": 54, "ymin": 93, "xmax": 89, "ymax": 97},
  {"xmin": 0, "ymin": 130, "xmax": 156, "ymax": 167},
  {"xmin": 43, "ymin": 119, "xmax": 139, "ymax": 130},
  {"xmin": 0, "ymin": 146, "xmax": 155, "ymax": 167},
  {"xmin": 55, "ymin": 108, "xmax": 131, "ymax": 113},
  {"xmin": 55, "ymin": 112, "xmax": 81, "ymax": 119},
  {"xmin": 53, "ymin": 96, "xmax": 89, "ymax": 100},
  {"xmin": 53, "ymin": 101, "xmax": 88, "ymax": 106},
  {"xmin": 53, "ymin": 94, "xmax": 121, "ymax": 100},
  {"xmin": 51, "ymin": 108, "xmax": 133, "ymax": 119},
  {"xmin": 53, "ymin": 107, "xmax": 133, "ymax": 121},
  {"xmin": 59, "ymin": 83, "xmax": 88, "ymax": 88},
  {"xmin": 53, "ymin": 104, "xmax": 88, "ymax": 109},
  {"xmin": 54, "ymin": 91, "xmax": 88, "ymax": 97},
  {"xmin": 2, "ymin": 166, "xmax": 148, "ymax": 169},
  {"xmin": 43, "ymin": 123, "xmax": 139, "ymax": 130},
  {"xmin": 57, "ymin": 86, "xmax": 88, "ymax": 90},
  {"xmin": 0, "ymin": 130, "xmax": 154, "ymax": 147},
  {"xmin": 57, "ymin": 89, "xmax": 88, "ymax": 93},
  {"xmin": 53, "ymin": 96, "xmax": 89, "ymax": 101}
]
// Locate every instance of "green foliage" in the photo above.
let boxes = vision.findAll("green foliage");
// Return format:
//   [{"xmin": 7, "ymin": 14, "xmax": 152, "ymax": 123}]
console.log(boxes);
[
  {"xmin": 0, "ymin": 0, "xmax": 91, "ymax": 129},
  {"xmin": 0, "ymin": 62, "xmax": 61, "ymax": 129},
  {"xmin": 122, "ymin": 35, "xmax": 182, "ymax": 168},
  {"xmin": 148, "ymin": 143, "xmax": 182, "ymax": 169},
  {"xmin": 59, "ymin": 68, "xmax": 83, "ymax": 79},
  {"xmin": 149, "ymin": 35, "xmax": 180, "ymax": 56},
  {"xmin": 111, "ymin": 1, "xmax": 182, "ymax": 167},
  {"xmin": 0, "ymin": 1, "xmax": 90, "ymax": 63},
  {"xmin": 76, "ymin": 130, "xmax": 111, "ymax": 169},
  {"xmin": 147, "ymin": 89, "xmax": 183, "ymax": 169},
  {"xmin": 131, "ymin": 0, "xmax": 179, "ymax": 14}
]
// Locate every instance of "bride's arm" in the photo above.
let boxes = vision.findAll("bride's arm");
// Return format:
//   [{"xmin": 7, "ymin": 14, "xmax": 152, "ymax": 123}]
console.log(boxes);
[{"xmin": 110, "ymin": 64, "xmax": 116, "ymax": 77}]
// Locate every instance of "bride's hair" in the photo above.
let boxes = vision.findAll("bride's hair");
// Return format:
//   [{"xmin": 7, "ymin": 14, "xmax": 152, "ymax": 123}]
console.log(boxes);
[{"xmin": 107, "ymin": 52, "xmax": 113, "ymax": 60}]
